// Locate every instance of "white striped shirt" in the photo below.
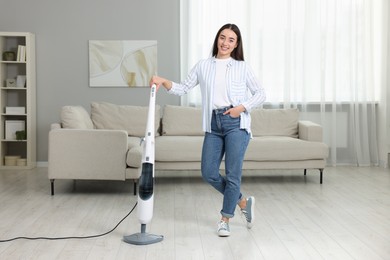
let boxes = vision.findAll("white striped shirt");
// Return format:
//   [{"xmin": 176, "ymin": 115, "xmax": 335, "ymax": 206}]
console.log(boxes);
[{"xmin": 168, "ymin": 57, "xmax": 266, "ymax": 135}]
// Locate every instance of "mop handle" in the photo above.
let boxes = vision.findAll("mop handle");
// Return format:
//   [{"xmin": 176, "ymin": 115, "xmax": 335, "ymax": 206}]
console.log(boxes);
[{"xmin": 142, "ymin": 84, "xmax": 157, "ymax": 165}]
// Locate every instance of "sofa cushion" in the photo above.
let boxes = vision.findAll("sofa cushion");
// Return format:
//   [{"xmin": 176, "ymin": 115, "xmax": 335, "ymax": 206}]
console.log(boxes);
[
  {"xmin": 126, "ymin": 136, "xmax": 142, "ymax": 167},
  {"xmin": 91, "ymin": 102, "xmax": 160, "ymax": 137},
  {"xmin": 245, "ymin": 136, "xmax": 329, "ymax": 161},
  {"xmin": 61, "ymin": 106, "xmax": 94, "ymax": 129},
  {"xmin": 251, "ymin": 108, "xmax": 299, "ymax": 138},
  {"xmin": 162, "ymin": 105, "xmax": 203, "ymax": 136},
  {"xmin": 155, "ymin": 136, "xmax": 204, "ymax": 161},
  {"xmin": 127, "ymin": 146, "xmax": 142, "ymax": 168},
  {"xmin": 128, "ymin": 136, "xmax": 142, "ymax": 149}
]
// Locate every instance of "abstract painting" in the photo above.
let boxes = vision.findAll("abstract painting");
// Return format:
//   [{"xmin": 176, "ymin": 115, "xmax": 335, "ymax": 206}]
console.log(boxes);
[{"xmin": 89, "ymin": 40, "xmax": 157, "ymax": 87}]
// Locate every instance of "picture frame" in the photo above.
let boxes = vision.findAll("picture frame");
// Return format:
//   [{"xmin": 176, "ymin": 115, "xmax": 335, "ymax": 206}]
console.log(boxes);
[{"xmin": 89, "ymin": 40, "xmax": 157, "ymax": 87}]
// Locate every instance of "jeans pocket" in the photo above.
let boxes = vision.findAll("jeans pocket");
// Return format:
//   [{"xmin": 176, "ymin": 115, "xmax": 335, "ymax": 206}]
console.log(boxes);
[
  {"xmin": 223, "ymin": 114, "xmax": 240, "ymax": 129},
  {"xmin": 227, "ymin": 113, "xmax": 240, "ymax": 119}
]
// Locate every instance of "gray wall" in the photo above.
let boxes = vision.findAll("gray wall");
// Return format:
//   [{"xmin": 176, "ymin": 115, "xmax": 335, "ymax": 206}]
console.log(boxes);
[{"xmin": 0, "ymin": 0, "xmax": 181, "ymax": 162}]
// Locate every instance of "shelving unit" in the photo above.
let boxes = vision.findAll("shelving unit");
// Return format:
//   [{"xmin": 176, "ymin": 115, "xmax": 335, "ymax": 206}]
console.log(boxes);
[{"xmin": 0, "ymin": 32, "xmax": 36, "ymax": 169}]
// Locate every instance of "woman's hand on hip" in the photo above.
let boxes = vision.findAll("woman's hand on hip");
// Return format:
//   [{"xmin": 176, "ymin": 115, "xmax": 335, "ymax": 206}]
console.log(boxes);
[{"xmin": 224, "ymin": 105, "xmax": 246, "ymax": 118}]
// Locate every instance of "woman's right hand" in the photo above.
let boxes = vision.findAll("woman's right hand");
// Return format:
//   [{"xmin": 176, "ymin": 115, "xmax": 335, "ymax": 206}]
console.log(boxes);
[{"xmin": 150, "ymin": 76, "xmax": 172, "ymax": 91}]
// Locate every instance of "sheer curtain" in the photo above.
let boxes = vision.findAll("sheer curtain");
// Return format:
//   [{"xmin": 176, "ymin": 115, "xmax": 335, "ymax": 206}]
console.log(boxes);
[{"xmin": 180, "ymin": 0, "xmax": 384, "ymax": 166}]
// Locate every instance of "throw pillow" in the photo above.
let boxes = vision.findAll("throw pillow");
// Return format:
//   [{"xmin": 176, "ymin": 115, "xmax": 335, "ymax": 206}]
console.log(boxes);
[
  {"xmin": 162, "ymin": 105, "xmax": 203, "ymax": 136},
  {"xmin": 251, "ymin": 108, "xmax": 299, "ymax": 138},
  {"xmin": 91, "ymin": 102, "xmax": 160, "ymax": 137},
  {"xmin": 61, "ymin": 106, "xmax": 94, "ymax": 129}
]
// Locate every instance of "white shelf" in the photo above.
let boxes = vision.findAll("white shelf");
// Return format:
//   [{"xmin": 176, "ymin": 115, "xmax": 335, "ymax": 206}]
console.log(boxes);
[{"xmin": 0, "ymin": 32, "xmax": 36, "ymax": 169}]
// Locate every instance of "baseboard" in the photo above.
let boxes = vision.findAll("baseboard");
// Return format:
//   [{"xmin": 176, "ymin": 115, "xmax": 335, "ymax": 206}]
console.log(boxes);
[{"xmin": 37, "ymin": 161, "xmax": 48, "ymax": 167}]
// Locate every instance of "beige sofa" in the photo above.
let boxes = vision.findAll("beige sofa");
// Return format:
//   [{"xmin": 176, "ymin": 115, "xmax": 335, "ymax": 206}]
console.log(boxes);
[{"xmin": 48, "ymin": 102, "xmax": 329, "ymax": 195}]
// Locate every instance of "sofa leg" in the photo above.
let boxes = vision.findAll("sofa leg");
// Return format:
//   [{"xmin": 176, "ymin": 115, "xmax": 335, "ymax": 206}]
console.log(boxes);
[
  {"xmin": 319, "ymin": 169, "xmax": 323, "ymax": 184},
  {"xmin": 50, "ymin": 179, "xmax": 55, "ymax": 196},
  {"xmin": 304, "ymin": 169, "xmax": 307, "ymax": 176},
  {"xmin": 133, "ymin": 180, "xmax": 137, "ymax": 196}
]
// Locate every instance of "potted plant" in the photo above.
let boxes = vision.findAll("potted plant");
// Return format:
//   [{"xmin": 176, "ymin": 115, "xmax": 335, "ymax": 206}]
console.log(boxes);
[{"xmin": 15, "ymin": 130, "xmax": 26, "ymax": 140}]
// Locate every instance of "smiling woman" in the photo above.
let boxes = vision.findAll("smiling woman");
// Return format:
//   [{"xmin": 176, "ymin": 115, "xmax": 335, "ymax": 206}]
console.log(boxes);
[
  {"xmin": 215, "ymin": 30, "xmax": 238, "ymax": 59},
  {"xmin": 150, "ymin": 23, "xmax": 266, "ymax": 237}
]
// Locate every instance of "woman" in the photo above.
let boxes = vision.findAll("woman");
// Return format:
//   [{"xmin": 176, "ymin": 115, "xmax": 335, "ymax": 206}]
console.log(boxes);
[{"xmin": 150, "ymin": 23, "xmax": 266, "ymax": 237}]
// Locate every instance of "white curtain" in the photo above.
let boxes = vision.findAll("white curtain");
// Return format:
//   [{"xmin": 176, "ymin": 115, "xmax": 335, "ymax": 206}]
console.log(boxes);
[{"xmin": 180, "ymin": 0, "xmax": 385, "ymax": 166}]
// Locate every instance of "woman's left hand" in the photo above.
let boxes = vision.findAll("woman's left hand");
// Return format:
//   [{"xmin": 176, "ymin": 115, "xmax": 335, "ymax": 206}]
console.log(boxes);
[{"xmin": 224, "ymin": 105, "xmax": 246, "ymax": 118}]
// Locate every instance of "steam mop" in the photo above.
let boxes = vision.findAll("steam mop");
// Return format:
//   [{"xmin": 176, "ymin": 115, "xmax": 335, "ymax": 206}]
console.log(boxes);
[{"xmin": 123, "ymin": 84, "xmax": 164, "ymax": 245}]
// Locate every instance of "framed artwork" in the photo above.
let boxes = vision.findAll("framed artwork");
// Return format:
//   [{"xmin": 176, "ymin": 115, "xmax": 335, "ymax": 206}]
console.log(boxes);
[{"xmin": 89, "ymin": 40, "xmax": 157, "ymax": 87}]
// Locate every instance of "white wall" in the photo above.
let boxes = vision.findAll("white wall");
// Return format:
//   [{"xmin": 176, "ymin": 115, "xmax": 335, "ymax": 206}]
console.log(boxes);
[{"xmin": 0, "ymin": 0, "xmax": 181, "ymax": 162}]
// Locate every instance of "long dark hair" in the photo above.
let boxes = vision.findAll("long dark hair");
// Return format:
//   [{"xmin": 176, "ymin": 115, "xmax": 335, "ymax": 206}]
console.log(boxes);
[{"xmin": 212, "ymin": 23, "xmax": 244, "ymax": 61}]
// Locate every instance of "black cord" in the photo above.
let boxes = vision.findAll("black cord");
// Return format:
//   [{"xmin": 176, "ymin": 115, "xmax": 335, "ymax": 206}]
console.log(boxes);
[{"xmin": 0, "ymin": 202, "xmax": 137, "ymax": 242}]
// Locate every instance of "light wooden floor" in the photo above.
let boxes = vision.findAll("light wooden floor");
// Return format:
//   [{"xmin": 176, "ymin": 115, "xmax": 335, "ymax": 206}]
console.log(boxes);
[{"xmin": 0, "ymin": 166, "xmax": 389, "ymax": 260}]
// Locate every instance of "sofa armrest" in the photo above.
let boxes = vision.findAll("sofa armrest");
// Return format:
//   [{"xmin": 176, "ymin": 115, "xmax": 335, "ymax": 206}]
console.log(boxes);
[
  {"xmin": 48, "ymin": 129, "xmax": 128, "ymax": 181},
  {"xmin": 298, "ymin": 121, "xmax": 323, "ymax": 142}
]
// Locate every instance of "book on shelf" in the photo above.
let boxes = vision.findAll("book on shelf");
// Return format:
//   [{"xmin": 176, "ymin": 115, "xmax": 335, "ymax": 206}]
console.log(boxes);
[
  {"xmin": 5, "ymin": 106, "xmax": 25, "ymax": 115},
  {"xmin": 16, "ymin": 45, "xmax": 26, "ymax": 62}
]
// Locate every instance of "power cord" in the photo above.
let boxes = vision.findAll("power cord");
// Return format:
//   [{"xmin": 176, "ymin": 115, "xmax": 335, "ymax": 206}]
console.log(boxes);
[{"xmin": 0, "ymin": 202, "xmax": 137, "ymax": 242}]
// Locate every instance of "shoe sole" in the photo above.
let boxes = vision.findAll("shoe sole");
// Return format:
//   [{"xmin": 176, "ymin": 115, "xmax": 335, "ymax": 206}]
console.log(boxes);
[
  {"xmin": 247, "ymin": 196, "xmax": 255, "ymax": 229},
  {"xmin": 218, "ymin": 231, "xmax": 230, "ymax": 237}
]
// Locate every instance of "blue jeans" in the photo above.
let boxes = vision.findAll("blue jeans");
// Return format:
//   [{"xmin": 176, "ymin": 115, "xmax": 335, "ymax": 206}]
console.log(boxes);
[{"xmin": 201, "ymin": 107, "xmax": 250, "ymax": 218}]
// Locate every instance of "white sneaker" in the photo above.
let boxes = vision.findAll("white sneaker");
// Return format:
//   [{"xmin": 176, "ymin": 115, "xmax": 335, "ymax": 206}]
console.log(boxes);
[
  {"xmin": 217, "ymin": 220, "xmax": 230, "ymax": 237},
  {"xmin": 241, "ymin": 196, "xmax": 255, "ymax": 229}
]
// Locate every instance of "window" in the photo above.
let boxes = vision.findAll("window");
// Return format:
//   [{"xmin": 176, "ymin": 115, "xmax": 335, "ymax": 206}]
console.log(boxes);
[
  {"xmin": 180, "ymin": 0, "xmax": 383, "ymax": 104},
  {"xmin": 180, "ymin": 0, "xmax": 385, "ymax": 166}
]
